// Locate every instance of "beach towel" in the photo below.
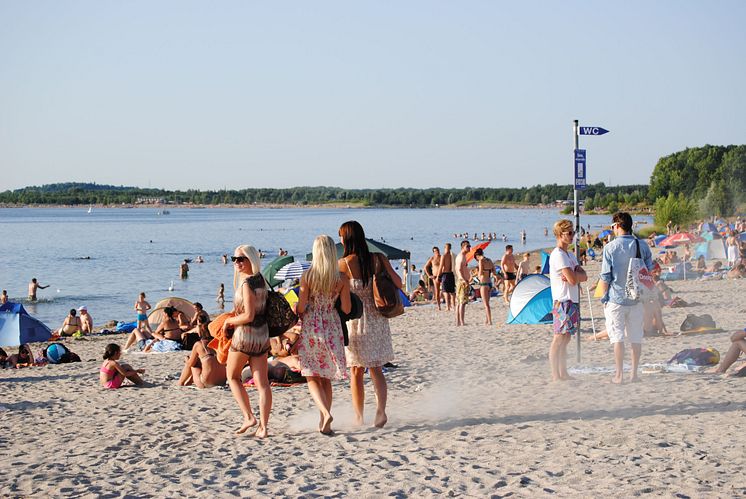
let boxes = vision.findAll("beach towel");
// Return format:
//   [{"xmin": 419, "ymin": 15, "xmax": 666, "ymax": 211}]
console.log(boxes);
[
  {"xmin": 668, "ymin": 347, "xmax": 720, "ymax": 366},
  {"xmin": 207, "ymin": 312, "xmax": 234, "ymax": 364}
]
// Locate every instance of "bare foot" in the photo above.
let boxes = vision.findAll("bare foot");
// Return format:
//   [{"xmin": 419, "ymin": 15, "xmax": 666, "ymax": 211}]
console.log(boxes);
[
  {"xmin": 560, "ymin": 375, "xmax": 576, "ymax": 381},
  {"xmin": 320, "ymin": 414, "xmax": 334, "ymax": 435},
  {"xmin": 353, "ymin": 416, "xmax": 364, "ymax": 427},
  {"xmin": 628, "ymin": 376, "xmax": 641, "ymax": 383},
  {"xmin": 610, "ymin": 376, "xmax": 624, "ymax": 385},
  {"xmin": 235, "ymin": 416, "xmax": 258, "ymax": 435},
  {"xmin": 705, "ymin": 366, "xmax": 725, "ymax": 374},
  {"xmin": 373, "ymin": 411, "xmax": 388, "ymax": 428},
  {"xmin": 253, "ymin": 426, "xmax": 268, "ymax": 439}
]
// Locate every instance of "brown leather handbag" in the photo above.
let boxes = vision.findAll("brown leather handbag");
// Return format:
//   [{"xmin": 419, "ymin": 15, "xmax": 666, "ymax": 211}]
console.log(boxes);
[{"xmin": 372, "ymin": 254, "xmax": 404, "ymax": 318}]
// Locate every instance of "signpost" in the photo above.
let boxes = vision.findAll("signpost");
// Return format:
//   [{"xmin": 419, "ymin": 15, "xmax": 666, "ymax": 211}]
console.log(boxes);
[{"xmin": 573, "ymin": 120, "xmax": 608, "ymax": 362}]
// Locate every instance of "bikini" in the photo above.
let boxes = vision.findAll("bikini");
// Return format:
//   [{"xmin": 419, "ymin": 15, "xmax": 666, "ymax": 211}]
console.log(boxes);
[{"xmin": 100, "ymin": 362, "xmax": 123, "ymax": 389}]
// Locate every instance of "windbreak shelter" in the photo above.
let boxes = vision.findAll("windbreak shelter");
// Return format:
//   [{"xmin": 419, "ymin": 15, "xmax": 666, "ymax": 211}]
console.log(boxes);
[
  {"xmin": 148, "ymin": 297, "xmax": 196, "ymax": 325},
  {"xmin": 506, "ymin": 274, "xmax": 553, "ymax": 325},
  {"xmin": 0, "ymin": 302, "xmax": 52, "ymax": 347}
]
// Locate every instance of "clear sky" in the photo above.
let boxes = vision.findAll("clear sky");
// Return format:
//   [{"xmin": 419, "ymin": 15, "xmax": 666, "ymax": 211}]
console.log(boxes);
[{"xmin": 1, "ymin": 1, "xmax": 744, "ymax": 191}]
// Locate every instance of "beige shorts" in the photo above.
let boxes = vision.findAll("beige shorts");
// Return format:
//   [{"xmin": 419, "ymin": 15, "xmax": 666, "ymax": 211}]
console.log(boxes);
[
  {"xmin": 604, "ymin": 302, "xmax": 644, "ymax": 344},
  {"xmin": 456, "ymin": 281, "xmax": 470, "ymax": 305}
]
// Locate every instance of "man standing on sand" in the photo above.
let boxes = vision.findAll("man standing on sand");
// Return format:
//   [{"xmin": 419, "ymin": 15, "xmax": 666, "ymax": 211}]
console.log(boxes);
[
  {"xmin": 28, "ymin": 278, "xmax": 49, "ymax": 302},
  {"xmin": 454, "ymin": 240, "xmax": 471, "ymax": 326},
  {"xmin": 440, "ymin": 243, "xmax": 456, "ymax": 311},
  {"xmin": 597, "ymin": 212, "xmax": 653, "ymax": 384},
  {"xmin": 501, "ymin": 245, "xmax": 518, "ymax": 304},
  {"xmin": 424, "ymin": 247, "xmax": 443, "ymax": 310}
]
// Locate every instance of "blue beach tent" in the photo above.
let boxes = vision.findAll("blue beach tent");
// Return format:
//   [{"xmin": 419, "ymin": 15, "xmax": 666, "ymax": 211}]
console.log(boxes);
[
  {"xmin": 506, "ymin": 274, "xmax": 553, "ymax": 325},
  {"xmin": 540, "ymin": 252, "xmax": 550, "ymax": 274},
  {"xmin": 0, "ymin": 302, "xmax": 52, "ymax": 347}
]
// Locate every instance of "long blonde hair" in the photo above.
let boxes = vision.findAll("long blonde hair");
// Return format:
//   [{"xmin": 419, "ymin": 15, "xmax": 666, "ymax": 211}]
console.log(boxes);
[
  {"xmin": 232, "ymin": 244, "xmax": 262, "ymax": 290},
  {"xmin": 305, "ymin": 235, "xmax": 340, "ymax": 295}
]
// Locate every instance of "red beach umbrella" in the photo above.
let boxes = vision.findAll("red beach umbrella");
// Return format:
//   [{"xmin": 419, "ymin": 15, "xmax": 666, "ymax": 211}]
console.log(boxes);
[
  {"xmin": 466, "ymin": 241, "xmax": 491, "ymax": 263},
  {"xmin": 657, "ymin": 232, "xmax": 704, "ymax": 247}
]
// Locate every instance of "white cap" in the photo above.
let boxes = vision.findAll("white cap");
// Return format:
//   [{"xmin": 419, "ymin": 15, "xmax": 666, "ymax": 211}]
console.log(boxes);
[{"xmin": 78, "ymin": 306, "xmax": 87, "ymax": 311}]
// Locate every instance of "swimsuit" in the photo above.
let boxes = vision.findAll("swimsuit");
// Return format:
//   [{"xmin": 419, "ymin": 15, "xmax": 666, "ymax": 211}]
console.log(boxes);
[
  {"xmin": 100, "ymin": 363, "xmax": 124, "ymax": 389},
  {"xmin": 505, "ymin": 272, "xmax": 517, "ymax": 281},
  {"xmin": 479, "ymin": 282, "xmax": 493, "ymax": 288},
  {"xmin": 440, "ymin": 272, "xmax": 456, "ymax": 293},
  {"xmin": 137, "ymin": 313, "xmax": 147, "ymax": 322}
]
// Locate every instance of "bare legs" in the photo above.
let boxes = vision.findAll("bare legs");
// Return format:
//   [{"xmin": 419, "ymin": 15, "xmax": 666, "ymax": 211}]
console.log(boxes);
[
  {"xmin": 549, "ymin": 334, "xmax": 572, "ymax": 381},
  {"xmin": 227, "ymin": 351, "xmax": 272, "ymax": 437},
  {"xmin": 432, "ymin": 283, "xmax": 442, "ymax": 311},
  {"xmin": 119, "ymin": 363, "xmax": 144, "ymax": 385},
  {"xmin": 480, "ymin": 285, "xmax": 492, "ymax": 325},
  {"xmin": 613, "ymin": 342, "xmax": 642, "ymax": 383},
  {"xmin": 456, "ymin": 302, "xmax": 466, "ymax": 326},
  {"xmin": 349, "ymin": 365, "xmax": 388, "ymax": 428},
  {"xmin": 306, "ymin": 376, "xmax": 334, "ymax": 434},
  {"xmin": 708, "ymin": 337, "xmax": 746, "ymax": 374},
  {"xmin": 503, "ymin": 280, "xmax": 515, "ymax": 304}
]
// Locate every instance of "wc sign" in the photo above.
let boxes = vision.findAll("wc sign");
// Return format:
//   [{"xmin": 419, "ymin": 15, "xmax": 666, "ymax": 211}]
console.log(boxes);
[
  {"xmin": 578, "ymin": 126, "xmax": 609, "ymax": 136},
  {"xmin": 574, "ymin": 149, "xmax": 587, "ymax": 189}
]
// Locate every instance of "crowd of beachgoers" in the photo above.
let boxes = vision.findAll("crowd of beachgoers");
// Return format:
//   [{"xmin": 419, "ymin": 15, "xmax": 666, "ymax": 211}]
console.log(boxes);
[{"xmin": 3, "ymin": 215, "xmax": 746, "ymax": 439}]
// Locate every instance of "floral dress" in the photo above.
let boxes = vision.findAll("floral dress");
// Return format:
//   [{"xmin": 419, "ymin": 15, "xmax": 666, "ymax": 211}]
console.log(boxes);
[
  {"xmin": 346, "ymin": 278, "xmax": 394, "ymax": 368},
  {"xmin": 297, "ymin": 292, "xmax": 347, "ymax": 380}
]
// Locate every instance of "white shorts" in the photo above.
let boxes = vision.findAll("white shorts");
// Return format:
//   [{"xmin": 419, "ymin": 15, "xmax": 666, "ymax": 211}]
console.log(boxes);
[{"xmin": 604, "ymin": 302, "xmax": 644, "ymax": 344}]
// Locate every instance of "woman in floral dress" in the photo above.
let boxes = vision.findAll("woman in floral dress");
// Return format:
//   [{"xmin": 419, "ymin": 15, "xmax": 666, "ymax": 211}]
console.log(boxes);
[
  {"xmin": 337, "ymin": 221, "xmax": 402, "ymax": 428},
  {"xmin": 296, "ymin": 235, "xmax": 351, "ymax": 435}
]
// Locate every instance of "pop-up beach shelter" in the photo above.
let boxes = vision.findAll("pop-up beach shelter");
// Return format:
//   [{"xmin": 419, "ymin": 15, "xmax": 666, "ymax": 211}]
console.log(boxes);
[
  {"xmin": 506, "ymin": 274, "xmax": 553, "ymax": 324},
  {"xmin": 694, "ymin": 239, "xmax": 727, "ymax": 261},
  {"xmin": 148, "ymin": 297, "xmax": 196, "ymax": 325},
  {"xmin": 540, "ymin": 252, "xmax": 550, "ymax": 274},
  {"xmin": 0, "ymin": 302, "xmax": 52, "ymax": 346}
]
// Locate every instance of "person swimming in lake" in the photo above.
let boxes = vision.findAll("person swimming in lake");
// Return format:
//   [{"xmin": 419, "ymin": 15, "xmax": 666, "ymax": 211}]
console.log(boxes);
[{"xmin": 100, "ymin": 344, "xmax": 145, "ymax": 389}]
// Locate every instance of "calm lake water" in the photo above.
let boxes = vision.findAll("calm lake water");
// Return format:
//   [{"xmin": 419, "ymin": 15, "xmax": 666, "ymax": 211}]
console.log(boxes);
[{"xmin": 0, "ymin": 207, "xmax": 652, "ymax": 328}]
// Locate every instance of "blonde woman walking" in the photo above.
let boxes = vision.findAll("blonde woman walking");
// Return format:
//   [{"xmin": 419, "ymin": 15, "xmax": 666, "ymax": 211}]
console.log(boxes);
[
  {"xmin": 223, "ymin": 245, "xmax": 272, "ymax": 438},
  {"xmin": 296, "ymin": 235, "xmax": 351, "ymax": 435}
]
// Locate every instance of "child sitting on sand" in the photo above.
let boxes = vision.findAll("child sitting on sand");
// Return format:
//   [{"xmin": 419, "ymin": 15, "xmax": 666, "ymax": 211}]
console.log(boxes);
[{"xmin": 100, "ymin": 343, "xmax": 145, "ymax": 389}]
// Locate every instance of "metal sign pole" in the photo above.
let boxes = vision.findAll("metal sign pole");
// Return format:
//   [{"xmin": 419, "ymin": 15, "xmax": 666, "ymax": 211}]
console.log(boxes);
[{"xmin": 573, "ymin": 119, "xmax": 581, "ymax": 363}]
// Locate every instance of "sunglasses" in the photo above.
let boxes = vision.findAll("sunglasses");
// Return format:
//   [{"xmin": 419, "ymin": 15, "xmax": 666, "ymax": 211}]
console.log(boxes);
[
  {"xmin": 231, "ymin": 256, "xmax": 248, "ymax": 263},
  {"xmin": 563, "ymin": 230, "xmax": 575, "ymax": 236}
]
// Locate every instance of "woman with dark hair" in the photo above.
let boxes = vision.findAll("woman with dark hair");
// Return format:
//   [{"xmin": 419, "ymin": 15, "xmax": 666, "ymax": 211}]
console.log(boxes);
[
  {"xmin": 143, "ymin": 306, "xmax": 184, "ymax": 353},
  {"xmin": 8, "ymin": 344, "xmax": 35, "ymax": 368},
  {"xmin": 56, "ymin": 308, "xmax": 83, "ymax": 337},
  {"xmin": 337, "ymin": 220, "xmax": 402, "ymax": 428}
]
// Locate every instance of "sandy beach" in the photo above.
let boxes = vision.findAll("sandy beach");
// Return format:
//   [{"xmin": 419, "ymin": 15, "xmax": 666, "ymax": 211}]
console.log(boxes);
[{"xmin": 3, "ymin": 259, "xmax": 746, "ymax": 497}]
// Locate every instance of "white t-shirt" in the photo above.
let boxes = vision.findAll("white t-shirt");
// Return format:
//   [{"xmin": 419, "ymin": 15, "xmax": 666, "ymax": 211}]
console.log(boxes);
[{"xmin": 549, "ymin": 247, "xmax": 580, "ymax": 303}]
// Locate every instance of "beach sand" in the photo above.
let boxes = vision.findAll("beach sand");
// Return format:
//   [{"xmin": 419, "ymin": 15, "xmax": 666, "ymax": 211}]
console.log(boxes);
[{"xmin": 2, "ymin": 260, "xmax": 746, "ymax": 497}]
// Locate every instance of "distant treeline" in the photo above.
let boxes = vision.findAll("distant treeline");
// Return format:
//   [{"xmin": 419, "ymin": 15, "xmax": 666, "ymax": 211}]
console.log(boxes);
[
  {"xmin": 0, "ymin": 182, "xmax": 649, "ymax": 208},
  {"xmin": 3, "ymin": 144, "xmax": 744, "ymax": 220}
]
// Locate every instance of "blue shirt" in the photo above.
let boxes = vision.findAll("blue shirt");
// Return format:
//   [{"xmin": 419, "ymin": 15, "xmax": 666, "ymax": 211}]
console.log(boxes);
[{"xmin": 600, "ymin": 234, "xmax": 654, "ymax": 306}]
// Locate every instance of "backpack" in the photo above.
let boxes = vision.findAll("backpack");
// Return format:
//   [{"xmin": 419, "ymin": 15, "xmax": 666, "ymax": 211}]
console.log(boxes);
[
  {"xmin": 679, "ymin": 314, "xmax": 716, "ymax": 333},
  {"xmin": 624, "ymin": 238, "xmax": 656, "ymax": 301}
]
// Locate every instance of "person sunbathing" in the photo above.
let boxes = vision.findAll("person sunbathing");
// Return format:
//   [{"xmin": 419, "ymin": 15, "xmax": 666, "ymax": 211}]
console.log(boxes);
[
  {"xmin": 56, "ymin": 308, "xmax": 84, "ymax": 337},
  {"xmin": 177, "ymin": 336, "xmax": 226, "ymax": 388},
  {"xmin": 707, "ymin": 330, "xmax": 746, "ymax": 375},
  {"xmin": 694, "ymin": 255, "xmax": 706, "ymax": 272},
  {"xmin": 409, "ymin": 280, "xmax": 430, "ymax": 302},
  {"xmin": 727, "ymin": 263, "xmax": 746, "ymax": 279},
  {"xmin": 706, "ymin": 261, "xmax": 723, "ymax": 273},
  {"xmin": 8, "ymin": 344, "xmax": 35, "ymax": 368}
]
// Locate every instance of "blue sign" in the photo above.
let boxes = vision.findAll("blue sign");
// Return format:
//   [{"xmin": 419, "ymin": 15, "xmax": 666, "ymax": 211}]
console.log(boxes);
[
  {"xmin": 578, "ymin": 126, "xmax": 609, "ymax": 135},
  {"xmin": 574, "ymin": 149, "xmax": 586, "ymax": 189}
]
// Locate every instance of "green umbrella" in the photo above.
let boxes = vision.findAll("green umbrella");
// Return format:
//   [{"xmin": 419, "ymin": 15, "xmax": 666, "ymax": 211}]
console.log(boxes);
[
  {"xmin": 262, "ymin": 255, "xmax": 294, "ymax": 288},
  {"xmin": 306, "ymin": 238, "xmax": 410, "ymax": 261}
]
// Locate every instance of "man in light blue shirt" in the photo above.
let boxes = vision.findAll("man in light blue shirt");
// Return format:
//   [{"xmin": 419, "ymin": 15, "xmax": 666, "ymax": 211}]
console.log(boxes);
[{"xmin": 597, "ymin": 212, "xmax": 653, "ymax": 384}]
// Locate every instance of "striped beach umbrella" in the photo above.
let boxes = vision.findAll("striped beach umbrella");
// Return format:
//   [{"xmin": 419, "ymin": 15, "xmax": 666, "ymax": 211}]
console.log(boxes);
[{"xmin": 274, "ymin": 261, "xmax": 311, "ymax": 281}]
